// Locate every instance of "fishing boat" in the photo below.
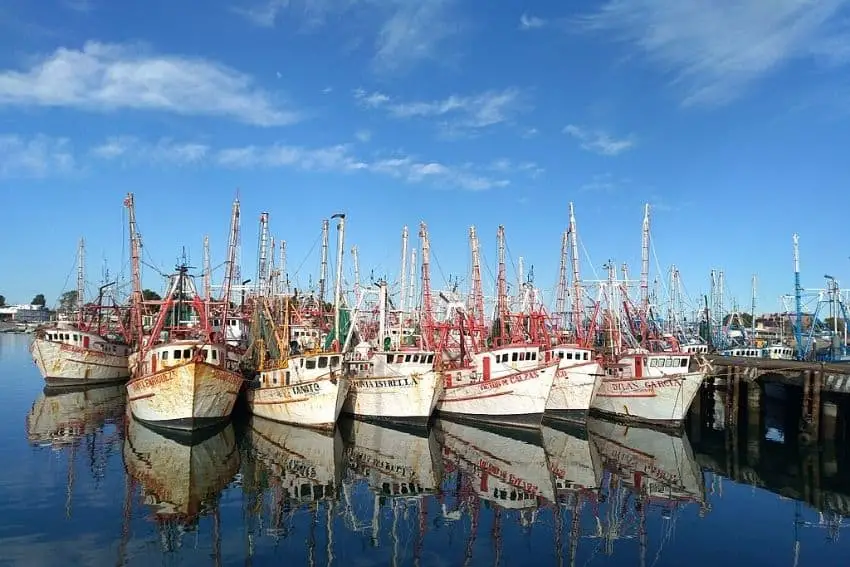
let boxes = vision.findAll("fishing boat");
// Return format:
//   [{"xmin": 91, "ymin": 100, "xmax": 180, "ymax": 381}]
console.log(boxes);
[
  {"xmin": 245, "ymin": 213, "xmax": 350, "ymax": 430},
  {"xmin": 31, "ymin": 239, "xmax": 132, "ymax": 385},
  {"xmin": 124, "ymin": 194, "xmax": 244, "ymax": 432},
  {"xmin": 25, "ymin": 383, "xmax": 126, "ymax": 447},
  {"xmin": 545, "ymin": 344, "xmax": 603, "ymax": 421},
  {"xmin": 343, "ymin": 280, "xmax": 442, "ymax": 427}
]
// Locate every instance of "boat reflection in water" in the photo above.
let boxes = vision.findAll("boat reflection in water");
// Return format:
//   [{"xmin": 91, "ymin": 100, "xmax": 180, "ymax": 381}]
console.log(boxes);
[
  {"xmin": 587, "ymin": 416, "xmax": 707, "ymax": 562},
  {"xmin": 543, "ymin": 421, "xmax": 599, "ymax": 500},
  {"xmin": 123, "ymin": 416, "xmax": 240, "ymax": 553},
  {"xmin": 435, "ymin": 418, "xmax": 555, "ymax": 511},
  {"xmin": 26, "ymin": 384, "xmax": 126, "ymax": 447}
]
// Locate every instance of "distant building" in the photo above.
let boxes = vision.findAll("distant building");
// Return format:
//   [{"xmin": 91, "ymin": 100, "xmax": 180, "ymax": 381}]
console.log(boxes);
[{"xmin": 0, "ymin": 304, "xmax": 51, "ymax": 324}]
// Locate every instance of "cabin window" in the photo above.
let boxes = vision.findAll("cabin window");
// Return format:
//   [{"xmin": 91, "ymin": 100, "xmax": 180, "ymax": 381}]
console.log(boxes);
[
  {"xmin": 212, "ymin": 350, "xmax": 218, "ymax": 360},
  {"xmin": 285, "ymin": 371, "xmax": 290, "ymax": 385},
  {"xmin": 386, "ymin": 354, "xmax": 395, "ymax": 363},
  {"xmin": 162, "ymin": 351, "xmax": 169, "ymax": 360},
  {"xmin": 73, "ymin": 334, "xmax": 78, "ymax": 341},
  {"xmin": 202, "ymin": 349, "xmax": 209, "ymax": 360},
  {"xmin": 405, "ymin": 354, "xmax": 411, "ymax": 362},
  {"xmin": 183, "ymin": 349, "xmax": 191, "ymax": 359},
  {"xmin": 426, "ymin": 354, "xmax": 434, "ymax": 363},
  {"xmin": 306, "ymin": 359, "xmax": 316, "ymax": 370},
  {"xmin": 566, "ymin": 352, "xmax": 573, "ymax": 360},
  {"xmin": 512, "ymin": 352, "xmax": 518, "ymax": 362},
  {"xmin": 318, "ymin": 356, "xmax": 328, "ymax": 368},
  {"xmin": 583, "ymin": 352, "xmax": 589, "ymax": 360},
  {"xmin": 680, "ymin": 358, "xmax": 687, "ymax": 367},
  {"xmin": 557, "ymin": 351, "xmax": 564, "ymax": 359},
  {"xmin": 520, "ymin": 352, "xmax": 526, "ymax": 361},
  {"xmin": 410, "ymin": 354, "xmax": 417, "ymax": 363},
  {"xmin": 330, "ymin": 356, "xmax": 339, "ymax": 367},
  {"xmin": 530, "ymin": 352, "xmax": 536, "ymax": 360},
  {"xmin": 174, "ymin": 349, "xmax": 182, "ymax": 359},
  {"xmin": 272, "ymin": 374, "xmax": 278, "ymax": 385}
]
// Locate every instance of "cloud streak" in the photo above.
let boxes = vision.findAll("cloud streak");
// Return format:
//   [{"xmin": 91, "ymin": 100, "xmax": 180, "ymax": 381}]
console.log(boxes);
[
  {"xmin": 0, "ymin": 41, "xmax": 299, "ymax": 126},
  {"xmin": 0, "ymin": 135, "xmax": 75, "ymax": 178},
  {"xmin": 86, "ymin": 136, "xmax": 511, "ymax": 190},
  {"xmin": 564, "ymin": 124, "xmax": 634, "ymax": 156},
  {"xmin": 577, "ymin": 0, "xmax": 850, "ymax": 106},
  {"xmin": 353, "ymin": 87, "xmax": 526, "ymax": 133},
  {"xmin": 234, "ymin": 0, "xmax": 459, "ymax": 71}
]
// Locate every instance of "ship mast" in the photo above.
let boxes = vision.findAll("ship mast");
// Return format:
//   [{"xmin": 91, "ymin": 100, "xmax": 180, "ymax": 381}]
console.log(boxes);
[
  {"xmin": 419, "ymin": 222, "xmax": 434, "ymax": 350},
  {"xmin": 468, "ymin": 226, "xmax": 485, "ymax": 348},
  {"xmin": 331, "ymin": 213, "xmax": 346, "ymax": 352},
  {"xmin": 76, "ymin": 237, "xmax": 85, "ymax": 326},
  {"xmin": 220, "ymin": 197, "xmax": 241, "ymax": 338},
  {"xmin": 496, "ymin": 225, "xmax": 508, "ymax": 344},
  {"xmin": 640, "ymin": 204, "xmax": 650, "ymax": 330},
  {"xmin": 319, "ymin": 218, "xmax": 330, "ymax": 306},
  {"xmin": 256, "ymin": 212, "xmax": 270, "ymax": 296},
  {"xmin": 407, "ymin": 248, "xmax": 418, "ymax": 323},
  {"xmin": 279, "ymin": 239, "xmax": 288, "ymax": 295},
  {"xmin": 399, "ymin": 226, "xmax": 409, "ymax": 314},
  {"xmin": 203, "ymin": 235, "xmax": 211, "ymax": 301},
  {"xmin": 123, "ymin": 193, "xmax": 144, "ymax": 349},
  {"xmin": 351, "ymin": 245, "xmax": 361, "ymax": 306},
  {"xmin": 555, "ymin": 230, "xmax": 569, "ymax": 335},
  {"xmin": 568, "ymin": 203, "xmax": 584, "ymax": 344}
]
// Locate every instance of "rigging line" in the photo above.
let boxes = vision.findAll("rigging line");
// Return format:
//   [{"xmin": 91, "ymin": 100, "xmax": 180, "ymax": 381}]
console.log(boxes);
[
  {"xmin": 578, "ymin": 236, "xmax": 600, "ymax": 281},
  {"xmin": 290, "ymin": 231, "xmax": 323, "ymax": 281},
  {"xmin": 650, "ymin": 237, "xmax": 670, "ymax": 300}
]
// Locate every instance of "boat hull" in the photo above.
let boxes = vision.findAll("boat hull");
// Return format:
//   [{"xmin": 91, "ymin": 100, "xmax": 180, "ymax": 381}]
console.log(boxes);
[
  {"xmin": 30, "ymin": 338, "xmax": 129, "ymax": 385},
  {"xmin": 436, "ymin": 362, "xmax": 558, "ymax": 430},
  {"xmin": 342, "ymin": 370, "xmax": 441, "ymax": 427},
  {"xmin": 544, "ymin": 361, "xmax": 603, "ymax": 421},
  {"xmin": 541, "ymin": 421, "xmax": 599, "ymax": 497},
  {"xmin": 126, "ymin": 361, "xmax": 243, "ymax": 431},
  {"xmin": 589, "ymin": 371, "xmax": 704, "ymax": 429},
  {"xmin": 246, "ymin": 376, "xmax": 350, "ymax": 430}
]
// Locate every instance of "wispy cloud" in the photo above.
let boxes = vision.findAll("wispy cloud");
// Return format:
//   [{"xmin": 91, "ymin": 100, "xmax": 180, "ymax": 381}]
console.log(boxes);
[
  {"xmin": 90, "ymin": 136, "xmax": 210, "ymax": 165},
  {"xmin": 564, "ymin": 124, "xmax": 635, "ymax": 156},
  {"xmin": 0, "ymin": 41, "xmax": 299, "ymax": 126},
  {"xmin": 234, "ymin": 0, "xmax": 459, "ymax": 71},
  {"xmin": 355, "ymin": 129, "xmax": 372, "ymax": 142},
  {"xmin": 519, "ymin": 13, "xmax": 546, "ymax": 30},
  {"xmin": 0, "ymin": 135, "xmax": 75, "ymax": 178},
  {"xmin": 577, "ymin": 0, "xmax": 850, "ymax": 106},
  {"xmin": 63, "ymin": 0, "xmax": 94, "ymax": 12},
  {"xmin": 579, "ymin": 172, "xmax": 627, "ymax": 193},
  {"xmin": 354, "ymin": 87, "xmax": 526, "ymax": 134},
  {"xmin": 486, "ymin": 158, "xmax": 543, "ymax": 178}
]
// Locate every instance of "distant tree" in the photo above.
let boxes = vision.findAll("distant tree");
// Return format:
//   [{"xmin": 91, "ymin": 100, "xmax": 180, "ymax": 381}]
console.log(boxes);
[
  {"xmin": 0, "ymin": 295, "xmax": 5, "ymax": 307},
  {"xmin": 822, "ymin": 317, "xmax": 846, "ymax": 334},
  {"xmin": 142, "ymin": 289, "xmax": 162, "ymax": 301},
  {"xmin": 722, "ymin": 312, "xmax": 753, "ymax": 328},
  {"xmin": 59, "ymin": 290, "xmax": 78, "ymax": 312},
  {"xmin": 31, "ymin": 294, "xmax": 46, "ymax": 307}
]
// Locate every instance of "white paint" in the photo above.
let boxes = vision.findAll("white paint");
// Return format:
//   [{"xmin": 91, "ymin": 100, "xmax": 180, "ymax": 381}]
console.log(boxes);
[
  {"xmin": 26, "ymin": 384, "xmax": 125, "ymax": 445},
  {"xmin": 590, "ymin": 371, "xmax": 704, "ymax": 425},
  {"xmin": 545, "ymin": 346, "xmax": 603, "ymax": 414},
  {"xmin": 541, "ymin": 425, "xmax": 598, "ymax": 493},
  {"xmin": 30, "ymin": 331, "xmax": 130, "ymax": 383}
]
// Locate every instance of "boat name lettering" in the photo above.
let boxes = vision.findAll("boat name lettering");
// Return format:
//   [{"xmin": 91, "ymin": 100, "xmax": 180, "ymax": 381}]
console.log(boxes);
[
  {"xmin": 478, "ymin": 459, "xmax": 540, "ymax": 495},
  {"xmin": 285, "ymin": 459, "xmax": 317, "ymax": 478},
  {"xmin": 352, "ymin": 377, "xmax": 412, "ymax": 389},
  {"xmin": 603, "ymin": 377, "xmax": 682, "ymax": 393},
  {"xmin": 346, "ymin": 451, "xmax": 411, "ymax": 476},
  {"xmin": 602, "ymin": 449, "xmax": 681, "ymax": 485},
  {"xmin": 134, "ymin": 369, "xmax": 179, "ymax": 390},
  {"xmin": 555, "ymin": 369, "xmax": 569, "ymax": 379},
  {"xmin": 479, "ymin": 368, "xmax": 538, "ymax": 391},
  {"xmin": 288, "ymin": 382, "xmax": 322, "ymax": 396}
]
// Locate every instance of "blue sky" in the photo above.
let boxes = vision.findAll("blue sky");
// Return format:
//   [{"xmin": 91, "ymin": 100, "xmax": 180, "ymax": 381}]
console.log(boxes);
[{"xmin": 1, "ymin": 0, "xmax": 849, "ymax": 313}]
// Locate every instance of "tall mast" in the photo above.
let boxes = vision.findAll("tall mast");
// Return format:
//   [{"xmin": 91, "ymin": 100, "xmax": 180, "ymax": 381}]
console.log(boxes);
[
  {"xmin": 269, "ymin": 236, "xmax": 277, "ymax": 296},
  {"xmin": 793, "ymin": 233, "xmax": 803, "ymax": 358},
  {"xmin": 256, "ymin": 212, "xmax": 270, "ymax": 296},
  {"xmin": 517, "ymin": 256, "xmax": 525, "ymax": 301},
  {"xmin": 331, "ymin": 213, "xmax": 346, "ymax": 352},
  {"xmin": 351, "ymin": 245, "xmax": 361, "ymax": 305},
  {"xmin": 751, "ymin": 274, "xmax": 757, "ymax": 346},
  {"xmin": 221, "ymin": 197, "xmax": 241, "ymax": 331},
  {"xmin": 203, "ymin": 235, "xmax": 211, "ymax": 301},
  {"xmin": 640, "ymin": 204, "xmax": 650, "ymax": 311},
  {"xmin": 468, "ymin": 227, "xmax": 485, "ymax": 335},
  {"xmin": 496, "ymin": 225, "xmax": 508, "ymax": 341},
  {"xmin": 555, "ymin": 230, "xmax": 569, "ymax": 333},
  {"xmin": 408, "ymin": 248, "xmax": 418, "ymax": 320},
  {"xmin": 279, "ymin": 239, "xmax": 288, "ymax": 295},
  {"xmin": 123, "ymin": 193, "xmax": 144, "ymax": 347},
  {"xmin": 319, "ymin": 219, "xmax": 330, "ymax": 305},
  {"xmin": 568, "ymin": 203, "xmax": 583, "ymax": 343},
  {"xmin": 399, "ymin": 226, "xmax": 409, "ymax": 314},
  {"xmin": 419, "ymin": 222, "xmax": 433, "ymax": 349},
  {"xmin": 76, "ymin": 237, "xmax": 85, "ymax": 325}
]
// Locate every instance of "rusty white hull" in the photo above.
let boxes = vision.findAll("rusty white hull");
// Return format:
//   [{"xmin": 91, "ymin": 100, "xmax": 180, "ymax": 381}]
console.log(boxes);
[
  {"xmin": 246, "ymin": 376, "xmax": 350, "ymax": 430},
  {"xmin": 342, "ymin": 370, "xmax": 441, "ymax": 426},
  {"xmin": 340, "ymin": 418, "xmax": 442, "ymax": 496},
  {"xmin": 26, "ymin": 384, "xmax": 126, "ymax": 446},
  {"xmin": 542, "ymin": 423, "xmax": 598, "ymax": 497},
  {"xmin": 589, "ymin": 371, "xmax": 704, "ymax": 428},
  {"xmin": 545, "ymin": 360, "xmax": 603, "ymax": 418},
  {"xmin": 586, "ymin": 417, "xmax": 705, "ymax": 504},
  {"xmin": 30, "ymin": 338, "xmax": 129, "ymax": 384},
  {"xmin": 124, "ymin": 417, "xmax": 241, "ymax": 519},
  {"xmin": 436, "ymin": 362, "xmax": 558, "ymax": 430},
  {"xmin": 126, "ymin": 361, "xmax": 243, "ymax": 431},
  {"xmin": 244, "ymin": 415, "xmax": 344, "ymax": 504},
  {"xmin": 434, "ymin": 418, "xmax": 554, "ymax": 509}
]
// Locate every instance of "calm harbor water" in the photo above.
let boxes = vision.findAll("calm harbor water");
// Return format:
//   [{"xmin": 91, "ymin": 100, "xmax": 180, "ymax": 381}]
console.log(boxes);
[{"xmin": 1, "ymin": 333, "xmax": 848, "ymax": 566}]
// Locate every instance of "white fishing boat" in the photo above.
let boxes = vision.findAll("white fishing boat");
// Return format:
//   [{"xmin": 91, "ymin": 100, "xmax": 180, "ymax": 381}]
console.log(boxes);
[
  {"xmin": 437, "ymin": 345, "xmax": 558, "ymax": 430},
  {"xmin": 590, "ymin": 349, "xmax": 705, "ymax": 429},
  {"xmin": 124, "ymin": 194, "xmax": 244, "ymax": 432},
  {"xmin": 545, "ymin": 344, "xmax": 603, "ymax": 421},
  {"xmin": 434, "ymin": 418, "xmax": 555, "ymax": 509},
  {"xmin": 30, "ymin": 239, "xmax": 132, "ymax": 385},
  {"xmin": 123, "ymin": 417, "xmax": 241, "ymax": 521},
  {"xmin": 246, "ymin": 213, "xmax": 350, "ymax": 430},
  {"xmin": 244, "ymin": 414, "xmax": 344, "ymax": 503},
  {"xmin": 586, "ymin": 416, "xmax": 705, "ymax": 504},
  {"xmin": 541, "ymin": 422, "xmax": 599, "ymax": 497},
  {"xmin": 343, "ymin": 281, "xmax": 442, "ymax": 426},
  {"xmin": 340, "ymin": 418, "xmax": 442, "ymax": 496}
]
